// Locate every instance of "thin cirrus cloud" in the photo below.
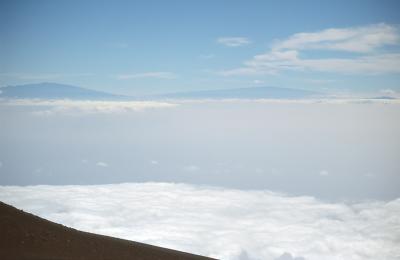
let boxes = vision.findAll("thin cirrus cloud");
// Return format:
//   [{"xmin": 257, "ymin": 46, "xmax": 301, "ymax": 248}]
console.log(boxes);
[
  {"xmin": 217, "ymin": 37, "xmax": 251, "ymax": 47},
  {"xmin": 221, "ymin": 23, "xmax": 400, "ymax": 76},
  {"xmin": 272, "ymin": 23, "xmax": 399, "ymax": 53},
  {"xmin": 2, "ymin": 99, "xmax": 399, "ymax": 118},
  {"xmin": 0, "ymin": 72, "xmax": 93, "ymax": 81},
  {"xmin": 116, "ymin": 72, "xmax": 177, "ymax": 80},
  {"xmin": 0, "ymin": 183, "xmax": 398, "ymax": 260}
]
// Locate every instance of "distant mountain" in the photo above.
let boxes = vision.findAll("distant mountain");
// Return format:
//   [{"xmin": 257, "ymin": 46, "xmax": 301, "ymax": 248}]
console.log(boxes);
[
  {"xmin": 148, "ymin": 86, "xmax": 322, "ymax": 100},
  {"xmin": 0, "ymin": 83, "xmax": 323, "ymax": 101},
  {"xmin": 0, "ymin": 82, "xmax": 129, "ymax": 100}
]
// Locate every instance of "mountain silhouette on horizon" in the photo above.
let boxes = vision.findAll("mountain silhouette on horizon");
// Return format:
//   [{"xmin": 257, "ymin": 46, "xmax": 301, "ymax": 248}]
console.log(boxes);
[
  {"xmin": 0, "ymin": 82, "xmax": 128, "ymax": 100},
  {"xmin": 0, "ymin": 82, "xmax": 323, "ymax": 100}
]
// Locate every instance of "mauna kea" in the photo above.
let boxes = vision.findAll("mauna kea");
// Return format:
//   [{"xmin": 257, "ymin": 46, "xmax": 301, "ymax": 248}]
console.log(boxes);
[{"xmin": 0, "ymin": 201, "xmax": 215, "ymax": 260}]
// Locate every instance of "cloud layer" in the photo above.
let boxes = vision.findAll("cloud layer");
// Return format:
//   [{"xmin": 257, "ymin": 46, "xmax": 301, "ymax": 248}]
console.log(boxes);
[
  {"xmin": 221, "ymin": 24, "xmax": 400, "ymax": 75},
  {"xmin": 0, "ymin": 99, "xmax": 178, "ymax": 115},
  {"xmin": 2, "ymin": 98, "xmax": 399, "ymax": 117},
  {"xmin": 0, "ymin": 183, "xmax": 399, "ymax": 260}
]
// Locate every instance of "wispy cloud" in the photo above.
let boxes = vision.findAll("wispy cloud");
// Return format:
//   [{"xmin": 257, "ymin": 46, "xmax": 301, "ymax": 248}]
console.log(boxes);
[
  {"xmin": 116, "ymin": 72, "xmax": 177, "ymax": 80},
  {"xmin": 150, "ymin": 160, "xmax": 159, "ymax": 165},
  {"xmin": 217, "ymin": 37, "xmax": 251, "ymax": 47},
  {"xmin": 199, "ymin": 54, "xmax": 215, "ymax": 59},
  {"xmin": 0, "ymin": 73, "xmax": 93, "ymax": 81},
  {"xmin": 96, "ymin": 162, "xmax": 109, "ymax": 167},
  {"xmin": 221, "ymin": 24, "xmax": 400, "ymax": 76},
  {"xmin": 0, "ymin": 183, "xmax": 399, "ymax": 260},
  {"xmin": 273, "ymin": 23, "xmax": 399, "ymax": 53}
]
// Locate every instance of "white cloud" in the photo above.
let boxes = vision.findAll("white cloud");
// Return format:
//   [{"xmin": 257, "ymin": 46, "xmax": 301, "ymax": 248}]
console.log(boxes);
[
  {"xmin": 0, "ymin": 72, "xmax": 93, "ymax": 80},
  {"xmin": 306, "ymin": 79, "xmax": 335, "ymax": 85},
  {"xmin": 0, "ymin": 183, "xmax": 399, "ymax": 260},
  {"xmin": 0, "ymin": 99, "xmax": 178, "ymax": 115},
  {"xmin": 116, "ymin": 72, "xmax": 177, "ymax": 80},
  {"xmin": 150, "ymin": 160, "xmax": 159, "ymax": 165},
  {"xmin": 217, "ymin": 37, "xmax": 251, "ymax": 47},
  {"xmin": 96, "ymin": 162, "xmax": 108, "ymax": 167},
  {"xmin": 221, "ymin": 24, "xmax": 400, "ymax": 76},
  {"xmin": 273, "ymin": 23, "xmax": 399, "ymax": 53},
  {"xmin": 220, "ymin": 67, "xmax": 269, "ymax": 76},
  {"xmin": 222, "ymin": 51, "xmax": 400, "ymax": 76}
]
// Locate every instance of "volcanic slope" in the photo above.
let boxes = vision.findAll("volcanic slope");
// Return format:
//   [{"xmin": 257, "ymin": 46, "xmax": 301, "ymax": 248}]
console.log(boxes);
[{"xmin": 0, "ymin": 201, "xmax": 215, "ymax": 260}]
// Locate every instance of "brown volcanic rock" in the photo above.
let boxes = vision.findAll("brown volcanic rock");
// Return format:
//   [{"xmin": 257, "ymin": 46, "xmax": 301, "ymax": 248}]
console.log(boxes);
[{"xmin": 0, "ymin": 201, "xmax": 216, "ymax": 260}]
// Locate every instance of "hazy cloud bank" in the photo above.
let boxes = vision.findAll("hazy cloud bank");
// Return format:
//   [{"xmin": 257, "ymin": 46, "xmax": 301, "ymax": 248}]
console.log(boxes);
[
  {"xmin": 1, "ymin": 98, "xmax": 399, "ymax": 116},
  {"xmin": 0, "ymin": 183, "xmax": 399, "ymax": 260},
  {"xmin": 0, "ymin": 99, "xmax": 178, "ymax": 115}
]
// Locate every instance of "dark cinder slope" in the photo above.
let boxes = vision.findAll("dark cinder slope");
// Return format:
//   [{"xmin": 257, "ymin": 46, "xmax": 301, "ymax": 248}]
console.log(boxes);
[
  {"xmin": 0, "ymin": 82, "xmax": 130, "ymax": 100},
  {"xmin": 0, "ymin": 201, "xmax": 216, "ymax": 260}
]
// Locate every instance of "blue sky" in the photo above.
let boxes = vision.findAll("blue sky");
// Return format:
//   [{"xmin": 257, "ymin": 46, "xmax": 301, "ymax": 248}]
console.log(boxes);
[{"xmin": 1, "ymin": 0, "xmax": 400, "ymax": 96}]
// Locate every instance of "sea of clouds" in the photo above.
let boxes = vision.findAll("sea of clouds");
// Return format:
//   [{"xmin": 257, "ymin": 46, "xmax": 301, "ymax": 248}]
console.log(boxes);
[
  {"xmin": 0, "ymin": 99, "xmax": 178, "ymax": 115},
  {"xmin": 1, "ymin": 98, "xmax": 399, "ymax": 116},
  {"xmin": 0, "ymin": 183, "xmax": 399, "ymax": 260}
]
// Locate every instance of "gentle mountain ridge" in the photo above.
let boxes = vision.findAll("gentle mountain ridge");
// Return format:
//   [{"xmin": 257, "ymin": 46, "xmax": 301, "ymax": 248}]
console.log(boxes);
[
  {"xmin": 0, "ymin": 82, "xmax": 130, "ymax": 100},
  {"xmin": 0, "ymin": 82, "xmax": 324, "ymax": 101}
]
